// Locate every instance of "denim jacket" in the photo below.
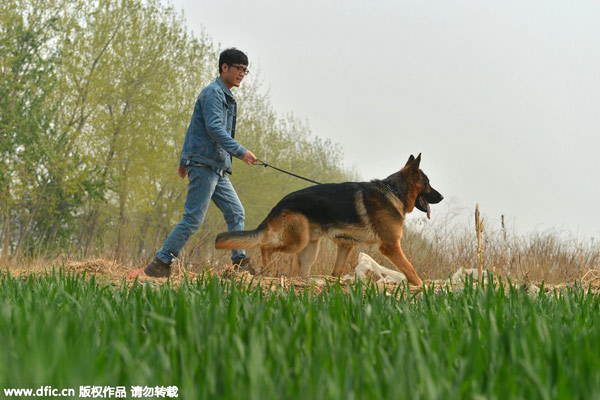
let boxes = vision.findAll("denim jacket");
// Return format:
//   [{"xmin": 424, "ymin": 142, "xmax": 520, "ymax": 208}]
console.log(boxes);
[{"xmin": 179, "ymin": 77, "xmax": 247, "ymax": 174}]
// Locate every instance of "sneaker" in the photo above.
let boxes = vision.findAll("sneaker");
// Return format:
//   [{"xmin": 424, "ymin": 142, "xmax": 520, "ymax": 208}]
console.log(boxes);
[
  {"xmin": 143, "ymin": 256, "xmax": 171, "ymax": 277},
  {"xmin": 232, "ymin": 257, "xmax": 256, "ymax": 275}
]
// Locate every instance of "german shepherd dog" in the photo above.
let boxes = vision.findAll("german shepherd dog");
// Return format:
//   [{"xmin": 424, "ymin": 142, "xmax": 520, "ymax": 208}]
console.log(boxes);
[{"xmin": 215, "ymin": 154, "xmax": 443, "ymax": 285}]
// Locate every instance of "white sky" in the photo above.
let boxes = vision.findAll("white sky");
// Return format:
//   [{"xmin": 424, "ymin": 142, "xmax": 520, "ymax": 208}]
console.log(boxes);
[{"xmin": 169, "ymin": 0, "xmax": 600, "ymax": 239}]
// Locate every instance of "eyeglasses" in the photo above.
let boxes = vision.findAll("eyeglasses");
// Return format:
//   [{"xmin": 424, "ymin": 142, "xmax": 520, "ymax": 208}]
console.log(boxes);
[{"xmin": 228, "ymin": 64, "xmax": 249, "ymax": 75}]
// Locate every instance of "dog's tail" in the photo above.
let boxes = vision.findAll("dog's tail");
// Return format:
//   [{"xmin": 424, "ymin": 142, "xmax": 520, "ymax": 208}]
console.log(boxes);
[{"xmin": 215, "ymin": 228, "xmax": 264, "ymax": 250}]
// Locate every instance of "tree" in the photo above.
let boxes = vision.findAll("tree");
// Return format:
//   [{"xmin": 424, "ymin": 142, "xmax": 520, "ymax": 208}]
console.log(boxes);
[{"xmin": 0, "ymin": 0, "xmax": 63, "ymax": 257}]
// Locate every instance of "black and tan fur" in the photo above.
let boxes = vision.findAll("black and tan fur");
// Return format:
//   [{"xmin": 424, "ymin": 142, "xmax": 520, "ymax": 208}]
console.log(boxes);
[{"xmin": 215, "ymin": 154, "xmax": 443, "ymax": 285}]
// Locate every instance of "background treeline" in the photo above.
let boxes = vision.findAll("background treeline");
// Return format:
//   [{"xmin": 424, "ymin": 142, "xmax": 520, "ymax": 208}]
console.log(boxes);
[{"xmin": 0, "ymin": 0, "xmax": 355, "ymax": 264}]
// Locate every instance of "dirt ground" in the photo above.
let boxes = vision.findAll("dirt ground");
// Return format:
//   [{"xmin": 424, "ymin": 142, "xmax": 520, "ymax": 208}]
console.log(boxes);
[{"xmin": 3, "ymin": 257, "xmax": 600, "ymax": 297}]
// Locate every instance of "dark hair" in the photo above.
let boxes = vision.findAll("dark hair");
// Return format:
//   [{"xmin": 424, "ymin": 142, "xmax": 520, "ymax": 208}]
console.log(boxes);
[{"xmin": 218, "ymin": 48, "xmax": 249, "ymax": 74}]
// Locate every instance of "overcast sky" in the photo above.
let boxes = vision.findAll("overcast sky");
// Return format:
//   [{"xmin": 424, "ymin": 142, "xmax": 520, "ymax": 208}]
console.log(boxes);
[{"xmin": 169, "ymin": 0, "xmax": 600, "ymax": 239}]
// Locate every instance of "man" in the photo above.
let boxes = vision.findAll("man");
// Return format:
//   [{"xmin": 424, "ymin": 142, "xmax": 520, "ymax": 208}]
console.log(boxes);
[{"xmin": 128, "ymin": 48, "xmax": 257, "ymax": 279}]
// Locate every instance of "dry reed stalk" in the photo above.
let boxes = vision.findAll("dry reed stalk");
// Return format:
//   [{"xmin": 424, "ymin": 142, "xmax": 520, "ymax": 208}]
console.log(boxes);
[{"xmin": 475, "ymin": 204, "xmax": 484, "ymax": 282}]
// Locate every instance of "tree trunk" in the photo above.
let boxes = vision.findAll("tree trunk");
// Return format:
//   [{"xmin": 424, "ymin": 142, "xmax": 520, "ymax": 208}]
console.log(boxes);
[{"xmin": 15, "ymin": 179, "xmax": 50, "ymax": 256}]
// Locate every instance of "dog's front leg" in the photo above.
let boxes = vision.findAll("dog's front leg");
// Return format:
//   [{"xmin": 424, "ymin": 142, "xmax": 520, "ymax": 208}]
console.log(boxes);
[{"xmin": 378, "ymin": 241, "xmax": 423, "ymax": 286}]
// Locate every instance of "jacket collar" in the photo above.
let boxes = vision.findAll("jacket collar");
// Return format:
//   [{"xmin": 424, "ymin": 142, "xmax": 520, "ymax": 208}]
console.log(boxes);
[{"xmin": 216, "ymin": 77, "xmax": 235, "ymax": 100}]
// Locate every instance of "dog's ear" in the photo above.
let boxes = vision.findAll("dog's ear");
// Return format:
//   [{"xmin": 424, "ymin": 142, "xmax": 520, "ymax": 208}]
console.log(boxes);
[
  {"xmin": 414, "ymin": 153, "xmax": 422, "ymax": 168},
  {"xmin": 404, "ymin": 153, "xmax": 421, "ymax": 170}
]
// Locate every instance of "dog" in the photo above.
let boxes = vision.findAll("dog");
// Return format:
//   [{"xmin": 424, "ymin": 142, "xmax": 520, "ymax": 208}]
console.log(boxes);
[{"xmin": 215, "ymin": 154, "xmax": 443, "ymax": 285}]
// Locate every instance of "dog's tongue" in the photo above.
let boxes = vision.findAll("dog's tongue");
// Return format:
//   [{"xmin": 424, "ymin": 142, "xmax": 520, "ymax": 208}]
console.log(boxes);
[{"xmin": 418, "ymin": 197, "xmax": 431, "ymax": 219}]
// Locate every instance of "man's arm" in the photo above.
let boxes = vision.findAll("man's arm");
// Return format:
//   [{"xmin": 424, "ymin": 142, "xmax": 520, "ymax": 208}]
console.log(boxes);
[{"xmin": 201, "ymin": 88, "xmax": 248, "ymax": 159}]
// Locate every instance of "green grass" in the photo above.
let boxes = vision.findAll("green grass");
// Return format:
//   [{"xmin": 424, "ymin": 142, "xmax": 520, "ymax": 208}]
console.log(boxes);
[{"xmin": 1, "ymin": 270, "xmax": 599, "ymax": 399}]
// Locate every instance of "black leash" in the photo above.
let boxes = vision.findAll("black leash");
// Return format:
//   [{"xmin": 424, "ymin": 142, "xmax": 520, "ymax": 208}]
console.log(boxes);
[{"xmin": 255, "ymin": 159, "xmax": 321, "ymax": 185}]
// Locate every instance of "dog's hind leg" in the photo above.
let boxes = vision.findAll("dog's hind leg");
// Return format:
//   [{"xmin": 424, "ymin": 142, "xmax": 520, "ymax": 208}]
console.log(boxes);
[
  {"xmin": 379, "ymin": 241, "xmax": 423, "ymax": 286},
  {"xmin": 331, "ymin": 243, "xmax": 353, "ymax": 277},
  {"xmin": 260, "ymin": 247, "xmax": 275, "ymax": 276},
  {"xmin": 297, "ymin": 239, "xmax": 320, "ymax": 278}
]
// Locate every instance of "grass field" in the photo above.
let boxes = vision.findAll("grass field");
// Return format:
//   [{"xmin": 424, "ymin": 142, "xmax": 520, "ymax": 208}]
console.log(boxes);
[{"xmin": 1, "ymin": 268, "xmax": 599, "ymax": 399}]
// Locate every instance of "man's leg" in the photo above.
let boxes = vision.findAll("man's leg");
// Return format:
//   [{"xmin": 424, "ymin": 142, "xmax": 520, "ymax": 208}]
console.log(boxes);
[
  {"xmin": 127, "ymin": 166, "xmax": 219, "ymax": 278},
  {"xmin": 157, "ymin": 166, "xmax": 220, "ymax": 264},
  {"xmin": 211, "ymin": 174, "xmax": 247, "ymax": 264}
]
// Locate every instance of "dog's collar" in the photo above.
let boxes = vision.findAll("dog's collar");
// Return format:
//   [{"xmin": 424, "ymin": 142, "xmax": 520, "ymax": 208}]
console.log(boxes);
[{"xmin": 385, "ymin": 183, "xmax": 398, "ymax": 197}]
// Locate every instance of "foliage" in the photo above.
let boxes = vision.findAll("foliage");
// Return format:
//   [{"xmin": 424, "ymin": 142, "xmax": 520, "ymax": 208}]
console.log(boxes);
[
  {"xmin": 1, "ymin": 0, "xmax": 66, "ymax": 256},
  {"xmin": 0, "ymin": 0, "xmax": 353, "ymax": 262},
  {"xmin": 2, "ymin": 271, "xmax": 600, "ymax": 399}
]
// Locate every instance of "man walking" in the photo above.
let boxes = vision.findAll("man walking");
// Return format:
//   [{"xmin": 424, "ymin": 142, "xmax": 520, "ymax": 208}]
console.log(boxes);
[{"xmin": 128, "ymin": 48, "xmax": 257, "ymax": 278}]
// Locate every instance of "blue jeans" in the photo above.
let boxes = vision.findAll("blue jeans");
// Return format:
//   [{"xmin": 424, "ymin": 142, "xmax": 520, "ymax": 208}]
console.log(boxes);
[{"xmin": 156, "ymin": 165, "xmax": 246, "ymax": 264}]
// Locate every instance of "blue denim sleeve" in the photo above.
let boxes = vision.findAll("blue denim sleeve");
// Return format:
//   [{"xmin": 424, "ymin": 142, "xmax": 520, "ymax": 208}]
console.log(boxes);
[{"xmin": 201, "ymin": 87, "xmax": 247, "ymax": 159}]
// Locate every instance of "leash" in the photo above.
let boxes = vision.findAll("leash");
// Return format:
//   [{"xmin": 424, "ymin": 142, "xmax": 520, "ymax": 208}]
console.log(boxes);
[{"xmin": 254, "ymin": 159, "xmax": 321, "ymax": 185}]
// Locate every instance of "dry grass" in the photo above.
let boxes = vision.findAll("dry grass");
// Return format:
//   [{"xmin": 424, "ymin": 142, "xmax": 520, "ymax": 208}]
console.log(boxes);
[
  {"xmin": 3, "ymin": 254, "xmax": 600, "ymax": 298},
  {"xmin": 2, "ymin": 207, "xmax": 599, "ymax": 288}
]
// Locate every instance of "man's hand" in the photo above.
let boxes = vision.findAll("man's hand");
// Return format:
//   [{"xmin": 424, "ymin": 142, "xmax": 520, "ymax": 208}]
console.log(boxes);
[
  {"xmin": 178, "ymin": 166, "xmax": 188, "ymax": 178},
  {"xmin": 241, "ymin": 150, "xmax": 258, "ymax": 165}
]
